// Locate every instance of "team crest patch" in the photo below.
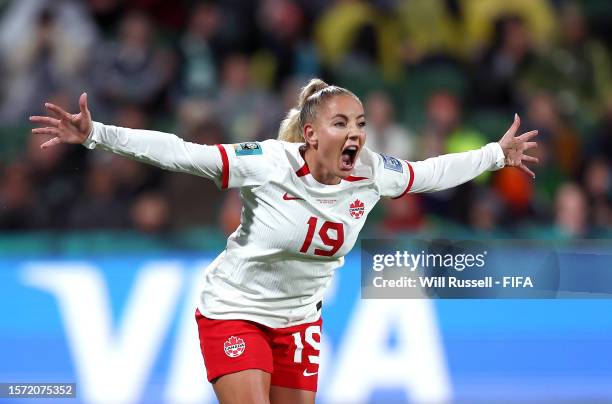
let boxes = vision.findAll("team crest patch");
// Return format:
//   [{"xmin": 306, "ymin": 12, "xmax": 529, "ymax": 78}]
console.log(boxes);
[
  {"xmin": 234, "ymin": 142, "xmax": 262, "ymax": 156},
  {"xmin": 224, "ymin": 336, "xmax": 246, "ymax": 358},
  {"xmin": 349, "ymin": 199, "xmax": 365, "ymax": 219},
  {"xmin": 380, "ymin": 154, "xmax": 403, "ymax": 173}
]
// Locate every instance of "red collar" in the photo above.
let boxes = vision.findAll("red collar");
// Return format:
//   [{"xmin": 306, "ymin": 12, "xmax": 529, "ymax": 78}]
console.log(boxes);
[{"xmin": 295, "ymin": 162, "xmax": 367, "ymax": 182}]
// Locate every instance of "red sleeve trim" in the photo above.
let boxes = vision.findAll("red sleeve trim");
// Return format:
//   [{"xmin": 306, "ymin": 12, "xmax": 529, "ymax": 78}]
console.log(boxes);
[
  {"xmin": 216, "ymin": 144, "xmax": 229, "ymax": 189},
  {"xmin": 392, "ymin": 161, "xmax": 414, "ymax": 199}
]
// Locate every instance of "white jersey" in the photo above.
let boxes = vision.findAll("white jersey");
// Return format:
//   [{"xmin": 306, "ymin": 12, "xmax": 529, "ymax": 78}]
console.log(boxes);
[{"xmin": 83, "ymin": 122, "xmax": 505, "ymax": 327}]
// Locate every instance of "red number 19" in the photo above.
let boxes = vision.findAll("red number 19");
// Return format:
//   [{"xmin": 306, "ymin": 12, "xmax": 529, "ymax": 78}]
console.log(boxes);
[{"xmin": 299, "ymin": 216, "xmax": 344, "ymax": 256}]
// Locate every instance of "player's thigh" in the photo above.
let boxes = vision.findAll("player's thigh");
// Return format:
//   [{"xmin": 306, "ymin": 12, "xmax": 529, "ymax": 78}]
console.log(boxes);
[
  {"xmin": 195, "ymin": 309, "xmax": 274, "ymax": 373},
  {"xmin": 213, "ymin": 369, "xmax": 271, "ymax": 404},
  {"xmin": 270, "ymin": 385, "xmax": 315, "ymax": 404},
  {"xmin": 269, "ymin": 317, "xmax": 322, "ymax": 392}
]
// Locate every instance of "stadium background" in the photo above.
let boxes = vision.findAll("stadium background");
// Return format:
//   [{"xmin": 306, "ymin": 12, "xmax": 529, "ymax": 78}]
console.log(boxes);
[{"xmin": 0, "ymin": 0, "xmax": 611, "ymax": 403}]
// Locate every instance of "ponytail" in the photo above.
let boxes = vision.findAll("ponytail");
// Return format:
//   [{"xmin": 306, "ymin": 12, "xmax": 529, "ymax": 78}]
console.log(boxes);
[
  {"xmin": 277, "ymin": 107, "xmax": 303, "ymax": 143},
  {"xmin": 277, "ymin": 78, "xmax": 358, "ymax": 143}
]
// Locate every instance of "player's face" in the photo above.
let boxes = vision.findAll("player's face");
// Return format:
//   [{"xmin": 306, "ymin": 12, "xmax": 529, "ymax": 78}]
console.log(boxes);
[{"xmin": 309, "ymin": 95, "xmax": 366, "ymax": 181}]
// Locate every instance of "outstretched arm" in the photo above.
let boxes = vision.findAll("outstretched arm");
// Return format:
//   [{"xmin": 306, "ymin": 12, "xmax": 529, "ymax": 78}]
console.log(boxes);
[
  {"xmin": 30, "ymin": 93, "xmax": 223, "ymax": 181},
  {"xmin": 409, "ymin": 114, "xmax": 538, "ymax": 193}
]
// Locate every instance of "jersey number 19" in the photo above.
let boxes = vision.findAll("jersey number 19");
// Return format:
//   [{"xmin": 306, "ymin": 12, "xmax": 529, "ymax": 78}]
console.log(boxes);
[{"xmin": 299, "ymin": 217, "xmax": 345, "ymax": 257}]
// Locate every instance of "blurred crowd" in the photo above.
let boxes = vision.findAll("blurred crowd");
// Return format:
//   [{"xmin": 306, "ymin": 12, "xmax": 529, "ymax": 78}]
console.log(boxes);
[{"xmin": 0, "ymin": 0, "xmax": 611, "ymax": 239}]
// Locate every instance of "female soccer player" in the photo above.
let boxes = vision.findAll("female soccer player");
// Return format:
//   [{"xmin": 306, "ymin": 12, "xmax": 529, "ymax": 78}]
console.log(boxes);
[{"xmin": 30, "ymin": 79, "xmax": 538, "ymax": 404}]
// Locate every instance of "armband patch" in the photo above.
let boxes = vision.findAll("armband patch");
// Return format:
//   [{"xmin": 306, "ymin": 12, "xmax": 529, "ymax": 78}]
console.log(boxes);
[
  {"xmin": 379, "ymin": 154, "xmax": 403, "ymax": 173},
  {"xmin": 234, "ymin": 142, "xmax": 262, "ymax": 156}
]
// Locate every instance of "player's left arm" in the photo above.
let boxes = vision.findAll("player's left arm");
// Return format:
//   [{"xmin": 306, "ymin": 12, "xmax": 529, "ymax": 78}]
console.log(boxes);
[{"xmin": 409, "ymin": 113, "xmax": 538, "ymax": 193}]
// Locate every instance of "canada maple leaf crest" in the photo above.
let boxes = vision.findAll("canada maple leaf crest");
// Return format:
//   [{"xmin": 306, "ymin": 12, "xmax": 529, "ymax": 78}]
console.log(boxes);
[
  {"xmin": 223, "ymin": 335, "xmax": 246, "ymax": 358},
  {"xmin": 349, "ymin": 199, "xmax": 365, "ymax": 219}
]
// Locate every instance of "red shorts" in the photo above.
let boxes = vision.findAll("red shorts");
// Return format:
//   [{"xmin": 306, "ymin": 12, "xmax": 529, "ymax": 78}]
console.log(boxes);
[{"xmin": 195, "ymin": 309, "xmax": 322, "ymax": 391}]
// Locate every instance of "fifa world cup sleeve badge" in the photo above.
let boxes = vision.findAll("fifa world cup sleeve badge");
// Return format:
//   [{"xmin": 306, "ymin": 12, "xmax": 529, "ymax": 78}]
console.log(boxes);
[
  {"xmin": 234, "ymin": 142, "xmax": 263, "ymax": 156},
  {"xmin": 379, "ymin": 154, "xmax": 403, "ymax": 173}
]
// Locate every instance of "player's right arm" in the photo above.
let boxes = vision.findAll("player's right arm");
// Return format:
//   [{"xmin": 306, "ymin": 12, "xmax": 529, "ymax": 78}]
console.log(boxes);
[
  {"xmin": 78, "ymin": 122, "xmax": 223, "ymax": 180},
  {"xmin": 30, "ymin": 93, "xmax": 273, "ymax": 188}
]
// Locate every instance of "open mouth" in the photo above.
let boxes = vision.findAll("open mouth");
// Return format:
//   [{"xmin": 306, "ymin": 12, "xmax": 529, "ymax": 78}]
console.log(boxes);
[{"xmin": 341, "ymin": 145, "xmax": 359, "ymax": 171}]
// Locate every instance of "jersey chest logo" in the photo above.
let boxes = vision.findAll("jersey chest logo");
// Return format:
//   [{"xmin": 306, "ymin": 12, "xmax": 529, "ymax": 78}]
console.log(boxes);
[
  {"xmin": 349, "ymin": 199, "xmax": 365, "ymax": 219},
  {"xmin": 224, "ymin": 336, "xmax": 246, "ymax": 358},
  {"xmin": 283, "ymin": 192, "xmax": 303, "ymax": 201}
]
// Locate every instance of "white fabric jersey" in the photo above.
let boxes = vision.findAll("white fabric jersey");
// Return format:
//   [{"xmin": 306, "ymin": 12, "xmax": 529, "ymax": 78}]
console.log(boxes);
[{"xmin": 83, "ymin": 122, "xmax": 505, "ymax": 327}]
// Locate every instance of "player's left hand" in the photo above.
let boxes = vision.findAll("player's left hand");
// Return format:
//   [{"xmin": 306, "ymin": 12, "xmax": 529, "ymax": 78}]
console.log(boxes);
[
  {"xmin": 498, "ymin": 113, "xmax": 539, "ymax": 178},
  {"xmin": 29, "ymin": 92, "xmax": 92, "ymax": 149}
]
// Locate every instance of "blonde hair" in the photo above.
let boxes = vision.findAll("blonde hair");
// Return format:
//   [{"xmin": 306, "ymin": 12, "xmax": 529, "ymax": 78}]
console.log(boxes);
[{"xmin": 278, "ymin": 78, "xmax": 359, "ymax": 143}]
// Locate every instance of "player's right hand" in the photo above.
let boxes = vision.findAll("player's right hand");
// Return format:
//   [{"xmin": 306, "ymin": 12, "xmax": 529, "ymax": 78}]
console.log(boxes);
[{"xmin": 29, "ymin": 92, "xmax": 93, "ymax": 149}]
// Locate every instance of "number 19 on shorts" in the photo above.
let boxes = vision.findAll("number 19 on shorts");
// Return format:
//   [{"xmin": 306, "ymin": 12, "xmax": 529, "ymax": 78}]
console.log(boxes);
[{"xmin": 292, "ymin": 325, "xmax": 321, "ymax": 370}]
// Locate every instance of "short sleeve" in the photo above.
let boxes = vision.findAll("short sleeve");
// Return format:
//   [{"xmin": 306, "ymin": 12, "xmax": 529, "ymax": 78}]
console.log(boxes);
[
  {"xmin": 363, "ymin": 147, "xmax": 414, "ymax": 198},
  {"xmin": 217, "ymin": 140, "xmax": 279, "ymax": 189}
]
